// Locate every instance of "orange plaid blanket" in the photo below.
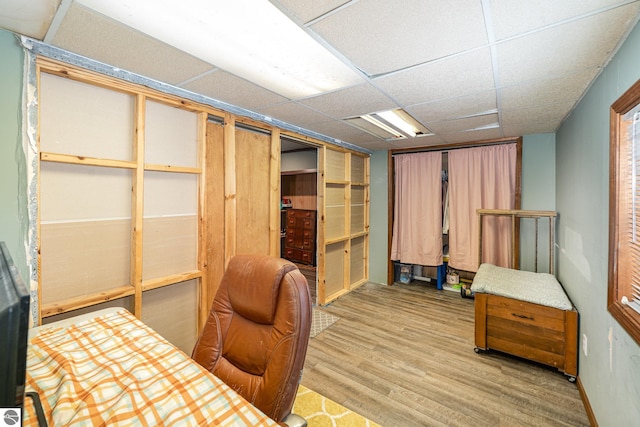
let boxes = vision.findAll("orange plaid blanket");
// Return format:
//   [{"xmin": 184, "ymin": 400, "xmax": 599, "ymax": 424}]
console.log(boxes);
[{"xmin": 24, "ymin": 309, "xmax": 278, "ymax": 426}]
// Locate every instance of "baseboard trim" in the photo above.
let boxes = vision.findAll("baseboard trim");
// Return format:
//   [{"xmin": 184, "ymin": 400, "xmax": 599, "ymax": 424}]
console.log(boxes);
[{"xmin": 576, "ymin": 376, "xmax": 598, "ymax": 427}]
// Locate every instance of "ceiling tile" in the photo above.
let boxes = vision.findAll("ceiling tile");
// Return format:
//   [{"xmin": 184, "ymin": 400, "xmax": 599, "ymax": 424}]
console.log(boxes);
[
  {"xmin": 440, "ymin": 127, "xmax": 504, "ymax": 144},
  {"xmin": 501, "ymin": 101, "xmax": 575, "ymax": 128},
  {"xmin": 50, "ymin": 4, "xmax": 213, "ymax": 85},
  {"xmin": 7, "ymin": 0, "xmax": 636, "ymax": 152},
  {"xmin": 503, "ymin": 122, "xmax": 559, "ymax": 137},
  {"xmin": 341, "ymin": 132, "xmax": 388, "ymax": 147},
  {"xmin": 388, "ymin": 134, "xmax": 446, "ymax": 149},
  {"xmin": 300, "ymin": 83, "xmax": 396, "ymax": 118},
  {"xmin": 358, "ymin": 140, "xmax": 398, "ymax": 151},
  {"xmin": 496, "ymin": 3, "xmax": 640, "ymax": 86},
  {"xmin": 272, "ymin": 0, "xmax": 350, "ymax": 24},
  {"xmin": 427, "ymin": 114, "xmax": 500, "ymax": 135},
  {"xmin": 374, "ymin": 48, "xmax": 495, "ymax": 107},
  {"xmin": 408, "ymin": 90, "xmax": 497, "ymax": 124},
  {"xmin": 310, "ymin": 0, "xmax": 488, "ymax": 76},
  {"xmin": 181, "ymin": 70, "xmax": 288, "ymax": 111},
  {"xmin": 305, "ymin": 119, "xmax": 371, "ymax": 139},
  {"xmin": 257, "ymin": 101, "xmax": 333, "ymax": 126},
  {"xmin": 0, "ymin": 0, "xmax": 60, "ymax": 39},
  {"xmin": 499, "ymin": 68, "xmax": 599, "ymax": 111},
  {"xmin": 489, "ymin": 0, "xmax": 633, "ymax": 40}
]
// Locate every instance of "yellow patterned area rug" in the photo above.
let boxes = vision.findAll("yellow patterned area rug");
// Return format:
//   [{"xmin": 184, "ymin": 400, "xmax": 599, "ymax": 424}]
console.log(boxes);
[{"xmin": 293, "ymin": 385, "xmax": 381, "ymax": 426}]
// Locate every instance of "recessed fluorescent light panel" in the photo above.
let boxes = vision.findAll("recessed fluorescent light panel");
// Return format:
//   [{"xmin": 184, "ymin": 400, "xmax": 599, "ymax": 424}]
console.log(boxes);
[
  {"xmin": 76, "ymin": 0, "xmax": 363, "ymax": 99},
  {"xmin": 463, "ymin": 122, "xmax": 500, "ymax": 132},
  {"xmin": 346, "ymin": 109, "xmax": 432, "ymax": 140}
]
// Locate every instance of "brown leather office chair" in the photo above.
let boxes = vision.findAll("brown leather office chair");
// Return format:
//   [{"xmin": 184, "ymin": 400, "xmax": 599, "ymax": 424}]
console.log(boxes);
[{"xmin": 192, "ymin": 254, "xmax": 312, "ymax": 425}]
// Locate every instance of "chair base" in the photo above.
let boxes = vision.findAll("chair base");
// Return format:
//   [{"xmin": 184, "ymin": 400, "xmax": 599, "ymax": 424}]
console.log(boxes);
[{"xmin": 282, "ymin": 413, "xmax": 307, "ymax": 427}]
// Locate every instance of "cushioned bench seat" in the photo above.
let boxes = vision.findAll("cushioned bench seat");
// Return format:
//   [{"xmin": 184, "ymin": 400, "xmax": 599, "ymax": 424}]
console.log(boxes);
[{"xmin": 471, "ymin": 263, "xmax": 579, "ymax": 381}]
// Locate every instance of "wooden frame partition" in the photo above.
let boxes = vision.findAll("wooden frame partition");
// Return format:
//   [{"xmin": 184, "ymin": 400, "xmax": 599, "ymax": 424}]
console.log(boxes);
[
  {"xmin": 36, "ymin": 58, "xmax": 211, "ymax": 352},
  {"xmin": 318, "ymin": 147, "xmax": 370, "ymax": 305},
  {"xmin": 32, "ymin": 57, "xmax": 370, "ymax": 351}
]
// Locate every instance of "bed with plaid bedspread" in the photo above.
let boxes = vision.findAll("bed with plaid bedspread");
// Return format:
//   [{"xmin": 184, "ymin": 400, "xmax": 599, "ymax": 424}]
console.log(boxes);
[{"xmin": 24, "ymin": 308, "xmax": 278, "ymax": 426}]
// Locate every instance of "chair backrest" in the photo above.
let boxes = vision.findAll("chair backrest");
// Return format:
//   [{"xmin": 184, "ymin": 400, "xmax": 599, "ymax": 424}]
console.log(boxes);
[{"xmin": 192, "ymin": 254, "xmax": 312, "ymax": 422}]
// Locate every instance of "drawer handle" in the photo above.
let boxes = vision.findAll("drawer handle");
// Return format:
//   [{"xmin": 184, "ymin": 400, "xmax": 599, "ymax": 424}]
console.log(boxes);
[{"xmin": 512, "ymin": 313, "xmax": 534, "ymax": 320}]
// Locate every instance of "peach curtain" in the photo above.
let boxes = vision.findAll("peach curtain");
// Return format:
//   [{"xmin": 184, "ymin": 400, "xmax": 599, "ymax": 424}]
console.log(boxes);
[
  {"xmin": 390, "ymin": 152, "xmax": 443, "ymax": 266},
  {"xmin": 448, "ymin": 144, "xmax": 516, "ymax": 272}
]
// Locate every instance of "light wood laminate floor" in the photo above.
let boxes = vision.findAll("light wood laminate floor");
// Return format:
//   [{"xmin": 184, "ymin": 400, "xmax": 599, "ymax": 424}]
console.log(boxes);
[{"xmin": 301, "ymin": 281, "xmax": 589, "ymax": 427}]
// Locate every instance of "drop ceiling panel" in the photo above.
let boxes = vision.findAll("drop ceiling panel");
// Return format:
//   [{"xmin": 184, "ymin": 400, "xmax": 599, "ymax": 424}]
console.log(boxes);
[
  {"xmin": 426, "ymin": 114, "xmax": 500, "ymax": 135},
  {"xmin": 503, "ymin": 122, "xmax": 562, "ymax": 137},
  {"xmin": 500, "ymin": 68, "xmax": 599, "ymax": 111},
  {"xmin": 300, "ymin": 83, "xmax": 396, "ymax": 118},
  {"xmin": 305, "ymin": 119, "xmax": 375, "ymax": 140},
  {"xmin": 440, "ymin": 127, "xmax": 504, "ymax": 144},
  {"xmin": 181, "ymin": 70, "xmax": 288, "ymax": 111},
  {"xmin": 388, "ymin": 134, "xmax": 446, "ymax": 149},
  {"xmin": 257, "ymin": 102, "xmax": 333, "ymax": 127},
  {"xmin": 374, "ymin": 48, "xmax": 495, "ymax": 106},
  {"xmin": 502, "ymin": 102, "xmax": 575, "ymax": 129},
  {"xmin": 309, "ymin": 0, "xmax": 488, "ymax": 76},
  {"xmin": 338, "ymin": 132, "xmax": 386, "ymax": 146},
  {"xmin": 272, "ymin": 0, "xmax": 350, "ymax": 24},
  {"xmin": 0, "ymin": 0, "xmax": 60, "ymax": 39},
  {"xmin": 496, "ymin": 4, "xmax": 640, "ymax": 86},
  {"xmin": 490, "ymin": 0, "xmax": 630, "ymax": 40},
  {"xmin": 408, "ymin": 90, "xmax": 497, "ymax": 124},
  {"xmin": 358, "ymin": 140, "xmax": 401, "ymax": 151},
  {"xmin": 6, "ymin": 0, "xmax": 640, "ymax": 152},
  {"xmin": 50, "ymin": 4, "xmax": 213, "ymax": 85}
]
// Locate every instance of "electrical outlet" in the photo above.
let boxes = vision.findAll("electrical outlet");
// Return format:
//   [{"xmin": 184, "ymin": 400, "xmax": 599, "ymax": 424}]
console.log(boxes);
[{"xmin": 582, "ymin": 333, "xmax": 588, "ymax": 356}]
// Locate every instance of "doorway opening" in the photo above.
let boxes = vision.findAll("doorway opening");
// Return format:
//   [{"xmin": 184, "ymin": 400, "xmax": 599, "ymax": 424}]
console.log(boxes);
[{"xmin": 280, "ymin": 137, "xmax": 319, "ymax": 305}]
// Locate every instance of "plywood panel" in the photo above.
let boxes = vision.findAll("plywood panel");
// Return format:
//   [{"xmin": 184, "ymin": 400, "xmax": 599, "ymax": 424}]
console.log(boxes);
[
  {"xmin": 142, "ymin": 216, "xmax": 197, "ymax": 281},
  {"xmin": 142, "ymin": 279, "xmax": 198, "ymax": 354},
  {"xmin": 40, "ymin": 220, "xmax": 131, "ymax": 304},
  {"xmin": 205, "ymin": 121, "xmax": 225, "ymax": 308},
  {"xmin": 40, "ymin": 162, "xmax": 132, "ymax": 221},
  {"xmin": 235, "ymin": 128, "xmax": 271, "ymax": 255},
  {"xmin": 350, "ymin": 236, "xmax": 365, "ymax": 285},
  {"xmin": 145, "ymin": 99, "xmax": 198, "ymax": 168},
  {"xmin": 325, "ymin": 242, "xmax": 345, "ymax": 297},
  {"xmin": 39, "ymin": 72, "xmax": 134, "ymax": 161},
  {"xmin": 326, "ymin": 149, "xmax": 345, "ymax": 181}
]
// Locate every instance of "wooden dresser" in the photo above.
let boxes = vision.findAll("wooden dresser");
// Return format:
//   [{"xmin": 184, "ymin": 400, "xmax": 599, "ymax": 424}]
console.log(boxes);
[{"xmin": 284, "ymin": 209, "xmax": 316, "ymax": 265}]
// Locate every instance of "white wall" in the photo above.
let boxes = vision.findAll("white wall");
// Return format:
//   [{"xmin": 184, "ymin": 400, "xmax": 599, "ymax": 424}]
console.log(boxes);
[{"xmin": 281, "ymin": 150, "xmax": 316, "ymax": 172}]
